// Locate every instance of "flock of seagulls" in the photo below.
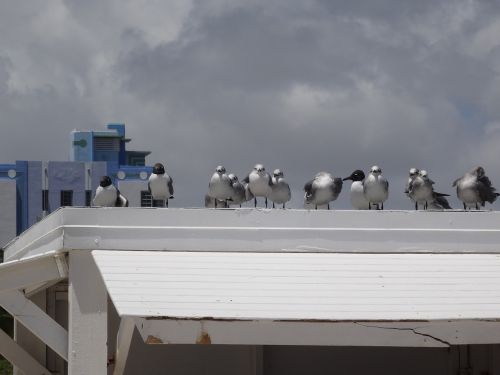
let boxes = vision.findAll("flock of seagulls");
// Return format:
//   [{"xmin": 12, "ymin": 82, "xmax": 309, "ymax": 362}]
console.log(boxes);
[
  {"xmin": 206, "ymin": 164, "xmax": 291, "ymax": 208},
  {"xmin": 92, "ymin": 163, "xmax": 499, "ymax": 211}
]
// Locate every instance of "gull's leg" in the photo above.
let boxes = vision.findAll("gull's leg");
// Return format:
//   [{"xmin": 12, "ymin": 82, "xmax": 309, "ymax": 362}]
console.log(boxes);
[
  {"xmin": 254, "ymin": 197, "xmax": 257, "ymax": 208},
  {"xmin": 265, "ymin": 197, "xmax": 268, "ymax": 208},
  {"xmin": 273, "ymin": 202, "xmax": 275, "ymax": 209}
]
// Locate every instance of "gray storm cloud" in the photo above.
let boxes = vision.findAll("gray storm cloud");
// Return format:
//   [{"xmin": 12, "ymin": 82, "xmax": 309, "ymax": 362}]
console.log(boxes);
[{"xmin": 1, "ymin": 0, "xmax": 500, "ymax": 209}]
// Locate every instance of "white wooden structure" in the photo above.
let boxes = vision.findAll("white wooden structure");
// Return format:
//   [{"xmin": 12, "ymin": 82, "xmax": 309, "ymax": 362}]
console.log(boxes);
[{"xmin": 2, "ymin": 207, "xmax": 500, "ymax": 374}]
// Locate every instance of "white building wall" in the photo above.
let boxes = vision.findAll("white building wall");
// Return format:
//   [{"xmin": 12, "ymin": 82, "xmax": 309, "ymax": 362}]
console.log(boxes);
[
  {"xmin": 117, "ymin": 180, "xmax": 149, "ymax": 207},
  {"xmin": 0, "ymin": 179, "xmax": 16, "ymax": 248}
]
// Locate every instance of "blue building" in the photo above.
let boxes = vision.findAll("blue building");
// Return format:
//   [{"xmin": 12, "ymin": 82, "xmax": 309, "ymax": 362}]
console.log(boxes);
[{"xmin": 0, "ymin": 124, "xmax": 153, "ymax": 246}]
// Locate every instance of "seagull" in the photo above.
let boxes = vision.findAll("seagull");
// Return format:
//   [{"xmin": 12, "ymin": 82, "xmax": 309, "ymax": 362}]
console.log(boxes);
[
  {"xmin": 343, "ymin": 170, "xmax": 370, "ymax": 210},
  {"xmin": 453, "ymin": 166, "xmax": 499, "ymax": 210},
  {"xmin": 408, "ymin": 169, "xmax": 451, "ymax": 210},
  {"xmin": 243, "ymin": 164, "xmax": 273, "ymax": 208},
  {"xmin": 228, "ymin": 174, "xmax": 247, "ymax": 207},
  {"xmin": 405, "ymin": 168, "xmax": 420, "ymax": 210},
  {"xmin": 304, "ymin": 172, "xmax": 343, "ymax": 210},
  {"xmin": 148, "ymin": 163, "xmax": 174, "ymax": 207},
  {"xmin": 407, "ymin": 169, "xmax": 433, "ymax": 210},
  {"xmin": 208, "ymin": 165, "xmax": 233, "ymax": 208},
  {"xmin": 364, "ymin": 165, "xmax": 389, "ymax": 210},
  {"xmin": 416, "ymin": 170, "xmax": 451, "ymax": 210},
  {"xmin": 269, "ymin": 169, "xmax": 291, "ymax": 208},
  {"xmin": 92, "ymin": 176, "xmax": 128, "ymax": 207}
]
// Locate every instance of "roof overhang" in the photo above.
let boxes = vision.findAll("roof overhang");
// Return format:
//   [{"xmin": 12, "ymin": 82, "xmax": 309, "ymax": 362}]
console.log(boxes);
[{"xmin": 92, "ymin": 249, "xmax": 500, "ymax": 347}]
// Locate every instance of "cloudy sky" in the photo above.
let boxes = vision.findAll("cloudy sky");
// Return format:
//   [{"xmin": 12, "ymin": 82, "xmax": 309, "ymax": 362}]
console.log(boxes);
[{"xmin": 1, "ymin": 0, "xmax": 500, "ymax": 209}]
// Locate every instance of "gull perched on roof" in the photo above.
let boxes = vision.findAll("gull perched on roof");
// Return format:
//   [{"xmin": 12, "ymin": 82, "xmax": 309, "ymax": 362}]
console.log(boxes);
[
  {"xmin": 148, "ymin": 163, "xmax": 174, "ymax": 207},
  {"xmin": 228, "ymin": 174, "xmax": 248, "ymax": 207},
  {"xmin": 343, "ymin": 170, "xmax": 370, "ymax": 210},
  {"xmin": 92, "ymin": 176, "xmax": 128, "ymax": 207},
  {"xmin": 208, "ymin": 165, "xmax": 233, "ymax": 208},
  {"xmin": 243, "ymin": 164, "xmax": 273, "ymax": 208},
  {"xmin": 269, "ymin": 169, "xmax": 291, "ymax": 209},
  {"xmin": 404, "ymin": 168, "xmax": 419, "ymax": 210},
  {"xmin": 453, "ymin": 166, "xmax": 499, "ymax": 210},
  {"xmin": 364, "ymin": 165, "xmax": 389, "ymax": 210},
  {"xmin": 408, "ymin": 170, "xmax": 450, "ymax": 210},
  {"xmin": 304, "ymin": 172, "xmax": 343, "ymax": 210}
]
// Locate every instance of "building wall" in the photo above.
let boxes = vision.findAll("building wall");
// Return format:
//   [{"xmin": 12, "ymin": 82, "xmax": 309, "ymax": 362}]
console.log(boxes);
[
  {"xmin": 0, "ymin": 179, "xmax": 16, "ymax": 247},
  {"xmin": 27, "ymin": 161, "xmax": 43, "ymax": 226},
  {"xmin": 48, "ymin": 161, "xmax": 86, "ymax": 208},
  {"xmin": 71, "ymin": 131, "xmax": 93, "ymax": 162}
]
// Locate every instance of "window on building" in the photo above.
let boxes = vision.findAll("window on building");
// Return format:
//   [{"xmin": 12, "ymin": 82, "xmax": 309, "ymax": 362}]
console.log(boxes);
[
  {"xmin": 94, "ymin": 137, "xmax": 120, "ymax": 151},
  {"xmin": 85, "ymin": 190, "xmax": 92, "ymax": 207},
  {"xmin": 60, "ymin": 190, "xmax": 73, "ymax": 207},
  {"xmin": 42, "ymin": 190, "xmax": 49, "ymax": 211},
  {"xmin": 140, "ymin": 190, "xmax": 153, "ymax": 207}
]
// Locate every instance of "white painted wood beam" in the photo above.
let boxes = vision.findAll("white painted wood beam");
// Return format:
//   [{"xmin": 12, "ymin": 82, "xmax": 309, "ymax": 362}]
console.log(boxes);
[
  {"xmin": 0, "ymin": 328, "xmax": 52, "ymax": 375},
  {"xmin": 0, "ymin": 253, "xmax": 67, "ymax": 294},
  {"xmin": 68, "ymin": 251, "xmax": 107, "ymax": 375},
  {"xmin": 112, "ymin": 317, "xmax": 135, "ymax": 375},
  {"xmin": 137, "ymin": 319, "xmax": 500, "ymax": 347},
  {"xmin": 0, "ymin": 290, "xmax": 68, "ymax": 361}
]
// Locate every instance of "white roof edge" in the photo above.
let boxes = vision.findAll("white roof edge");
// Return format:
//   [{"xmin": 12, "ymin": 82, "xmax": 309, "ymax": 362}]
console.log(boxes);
[
  {"xmin": 0, "ymin": 250, "xmax": 67, "ymax": 294},
  {"xmin": 4, "ymin": 207, "xmax": 500, "ymax": 260}
]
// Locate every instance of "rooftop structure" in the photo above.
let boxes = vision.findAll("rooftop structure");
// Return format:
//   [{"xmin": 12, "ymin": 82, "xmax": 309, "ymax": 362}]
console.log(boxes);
[
  {"xmin": 71, "ymin": 123, "xmax": 150, "ymax": 168},
  {"xmin": 0, "ymin": 124, "xmax": 152, "ymax": 245},
  {"xmin": 1, "ymin": 208, "xmax": 500, "ymax": 374}
]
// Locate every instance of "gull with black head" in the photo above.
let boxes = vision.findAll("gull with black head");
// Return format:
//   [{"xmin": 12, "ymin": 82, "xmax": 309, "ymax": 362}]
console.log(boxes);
[
  {"xmin": 343, "ymin": 170, "xmax": 369, "ymax": 210},
  {"xmin": 148, "ymin": 162, "xmax": 174, "ymax": 207},
  {"xmin": 92, "ymin": 176, "xmax": 128, "ymax": 207}
]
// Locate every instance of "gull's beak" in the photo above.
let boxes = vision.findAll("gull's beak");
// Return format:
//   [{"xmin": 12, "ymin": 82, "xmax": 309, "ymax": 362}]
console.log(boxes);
[{"xmin": 342, "ymin": 176, "xmax": 352, "ymax": 181}]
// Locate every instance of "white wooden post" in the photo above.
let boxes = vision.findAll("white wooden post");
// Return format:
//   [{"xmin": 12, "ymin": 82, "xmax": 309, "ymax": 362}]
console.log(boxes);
[
  {"xmin": 68, "ymin": 251, "xmax": 107, "ymax": 375},
  {"xmin": 113, "ymin": 317, "xmax": 135, "ymax": 375}
]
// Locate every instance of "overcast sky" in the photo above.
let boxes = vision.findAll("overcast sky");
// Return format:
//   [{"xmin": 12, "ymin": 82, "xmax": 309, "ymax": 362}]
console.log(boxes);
[{"xmin": 1, "ymin": 0, "xmax": 500, "ymax": 209}]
